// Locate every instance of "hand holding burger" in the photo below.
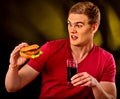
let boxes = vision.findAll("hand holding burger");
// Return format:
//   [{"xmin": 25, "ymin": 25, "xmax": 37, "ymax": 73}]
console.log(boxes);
[{"xmin": 20, "ymin": 44, "xmax": 43, "ymax": 59}]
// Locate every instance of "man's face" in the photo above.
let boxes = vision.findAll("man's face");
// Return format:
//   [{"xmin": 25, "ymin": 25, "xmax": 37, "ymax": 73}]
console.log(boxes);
[{"xmin": 67, "ymin": 13, "xmax": 95, "ymax": 47}]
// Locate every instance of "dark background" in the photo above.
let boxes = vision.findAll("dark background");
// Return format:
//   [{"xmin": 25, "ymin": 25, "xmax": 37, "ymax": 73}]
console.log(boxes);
[{"xmin": 0, "ymin": 0, "xmax": 120, "ymax": 98}]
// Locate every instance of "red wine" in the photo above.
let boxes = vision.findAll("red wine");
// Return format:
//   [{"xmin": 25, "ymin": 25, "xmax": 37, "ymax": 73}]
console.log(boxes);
[{"xmin": 67, "ymin": 67, "xmax": 77, "ymax": 82}]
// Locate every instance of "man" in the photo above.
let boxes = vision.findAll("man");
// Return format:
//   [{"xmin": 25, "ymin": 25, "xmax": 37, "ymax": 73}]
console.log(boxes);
[{"xmin": 5, "ymin": 1, "xmax": 116, "ymax": 99}]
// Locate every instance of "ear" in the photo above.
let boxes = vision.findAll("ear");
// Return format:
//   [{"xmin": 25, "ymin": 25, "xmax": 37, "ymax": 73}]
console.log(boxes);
[{"xmin": 92, "ymin": 23, "xmax": 99, "ymax": 34}]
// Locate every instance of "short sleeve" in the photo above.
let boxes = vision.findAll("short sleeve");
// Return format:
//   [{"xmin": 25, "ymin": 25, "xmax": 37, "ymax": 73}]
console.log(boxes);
[
  {"xmin": 101, "ymin": 54, "xmax": 116, "ymax": 82},
  {"xmin": 27, "ymin": 42, "xmax": 51, "ymax": 72}
]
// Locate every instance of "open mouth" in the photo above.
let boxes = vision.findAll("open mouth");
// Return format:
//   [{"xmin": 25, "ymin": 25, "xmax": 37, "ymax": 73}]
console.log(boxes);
[{"xmin": 71, "ymin": 35, "xmax": 78, "ymax": 40}]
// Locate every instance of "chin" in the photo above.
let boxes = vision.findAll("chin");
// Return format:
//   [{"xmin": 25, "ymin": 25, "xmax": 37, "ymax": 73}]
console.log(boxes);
[
  {"xmin": 71, "ymin": 42, "xmax": 79, "ymax": 46},
  {"xmin": 70, "ymin": 39, "xmax": 79, "ymax": 45}
]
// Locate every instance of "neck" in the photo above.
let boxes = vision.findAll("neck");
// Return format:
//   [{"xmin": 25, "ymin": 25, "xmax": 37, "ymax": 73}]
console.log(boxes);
[{"xmin": 71, "ymin": 43, "xmax": 93, "ymax": 63}]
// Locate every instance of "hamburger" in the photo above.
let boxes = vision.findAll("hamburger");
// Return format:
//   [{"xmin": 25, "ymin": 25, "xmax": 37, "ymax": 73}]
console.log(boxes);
[{"xmin": 20, "ymin": 44, "xmax": 43, "ymax": 59}]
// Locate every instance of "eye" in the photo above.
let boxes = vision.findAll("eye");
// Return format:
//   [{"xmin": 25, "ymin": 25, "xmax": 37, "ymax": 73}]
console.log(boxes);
[{"xmin": 75, "ymin": 23, "xmax": 83, "ymax": 28}]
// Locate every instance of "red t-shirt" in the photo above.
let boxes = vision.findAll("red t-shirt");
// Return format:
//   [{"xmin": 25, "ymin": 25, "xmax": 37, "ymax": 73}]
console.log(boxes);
[{"xmin": 28, "ymin": 39, "xmax": 116, "ymax": 99}]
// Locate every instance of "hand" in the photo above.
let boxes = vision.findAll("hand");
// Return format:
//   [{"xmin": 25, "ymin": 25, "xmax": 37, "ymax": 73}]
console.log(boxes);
[
  {"xmin": 71, "ymin": 72, "xmax": 98, "ymax": 87},
  {"xmin": 9, "ymin": 42, "xmax": 29, "ymax": 69}
]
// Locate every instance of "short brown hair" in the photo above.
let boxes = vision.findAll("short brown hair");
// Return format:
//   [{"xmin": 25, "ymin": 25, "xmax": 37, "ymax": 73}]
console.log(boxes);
[{"xmin": 68, "ymin": 1, "xmax": 101, "ymax": 25}]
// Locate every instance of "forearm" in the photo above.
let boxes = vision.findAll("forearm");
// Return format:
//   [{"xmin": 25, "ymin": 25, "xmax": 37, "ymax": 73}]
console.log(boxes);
[
  {"xmin": 92, "ymin": 82, "xmax": 115, "ymax": 99},
  {"xmin": 5, "ymin": 64, "xmax": 22, "ymax": 92}
]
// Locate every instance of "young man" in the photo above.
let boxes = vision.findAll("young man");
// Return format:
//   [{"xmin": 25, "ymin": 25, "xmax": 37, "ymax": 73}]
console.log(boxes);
[{"xmin": 5, "ymin": 1, "xmax": 116, "ymax": 99}]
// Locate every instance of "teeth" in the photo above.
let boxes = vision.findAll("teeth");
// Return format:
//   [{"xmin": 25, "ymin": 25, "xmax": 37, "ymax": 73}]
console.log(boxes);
[
  {"xmin": 71, "ymin": 35, "xmax": 78, "ymax": 39},
  {"xmin": 72, "ymin": 35, "xmax": 75, "ymax": 38}
]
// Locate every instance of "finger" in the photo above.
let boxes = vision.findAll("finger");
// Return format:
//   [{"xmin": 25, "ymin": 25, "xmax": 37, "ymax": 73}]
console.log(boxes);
[
  {"xmin": 71, "ymin": 73, "xmax": 83, "ymax": 80},
  {"xmin": 18, "ymin": 42, "xmax": 29, "ymax": 48},
  {"xmin": 72, "ymin": 76, "xmax": 91, "ymax": 86},
  {"xmin": 9, "ymin": 43, "xmax": 28, "ymax": 63},
  {"xmin": 10, "ymin": 42, "xmax": 29, "ymax": 56},
  {"xmin": 80, "ymin": 81, "xmax": 91, "ymax": 87},
  {"xmin": 71, "ymin": 77, "xmax": 81, "ymax": 84}
]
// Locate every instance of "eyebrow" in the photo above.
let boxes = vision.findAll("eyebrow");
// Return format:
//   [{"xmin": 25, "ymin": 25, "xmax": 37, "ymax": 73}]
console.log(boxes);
[{"xmin": 67, "ymin": 20, "xmax": 84, "ymax": 25}]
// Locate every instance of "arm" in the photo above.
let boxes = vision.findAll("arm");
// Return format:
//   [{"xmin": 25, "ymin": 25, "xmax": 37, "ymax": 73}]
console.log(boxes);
[
  {"xmin": 5, "ymin": 42, "xmax": 40, "ymax": 92},
  {"xmin": 71, "ymin": 72, "xmax": 117, "ymax": 99},
  {"xmin": 5, "ymin": 64, "xmax": 39, "ymax": 92},
  {"xmin": 92, "ymin": 81, "xmax": 116, "ymax": 99}
]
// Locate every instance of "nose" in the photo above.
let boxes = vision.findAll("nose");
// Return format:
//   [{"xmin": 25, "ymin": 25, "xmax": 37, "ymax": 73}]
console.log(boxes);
[{"xmin": 71, "ymin": 26, "xmax": 77, "ymax": 34}]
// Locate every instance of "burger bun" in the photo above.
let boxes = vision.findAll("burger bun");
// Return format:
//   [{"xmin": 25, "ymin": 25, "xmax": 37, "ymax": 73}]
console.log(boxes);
[{"xmin": 20, "ymin": 44, "xmax": 43, "ymax": 59}]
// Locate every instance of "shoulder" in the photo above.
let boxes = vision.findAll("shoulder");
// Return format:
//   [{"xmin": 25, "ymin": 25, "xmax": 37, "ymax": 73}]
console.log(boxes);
[
  {"xmin": 48, "ymin": 38, "xmax": 69, "ymax": 45},
  {"xmin": 93, "ymin": 45, "xmax": 115, "ymax": 64},
  {"xmin": 40, "ymin": 38, "xmax": 69, "ymax": 53},
  {"xmin": 94, "ymin": 45, "xmax": 113, "ymax": 57},
  {"xmin": 45, "ymin": 38, "xmax": 69, "ymax": 49}
]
